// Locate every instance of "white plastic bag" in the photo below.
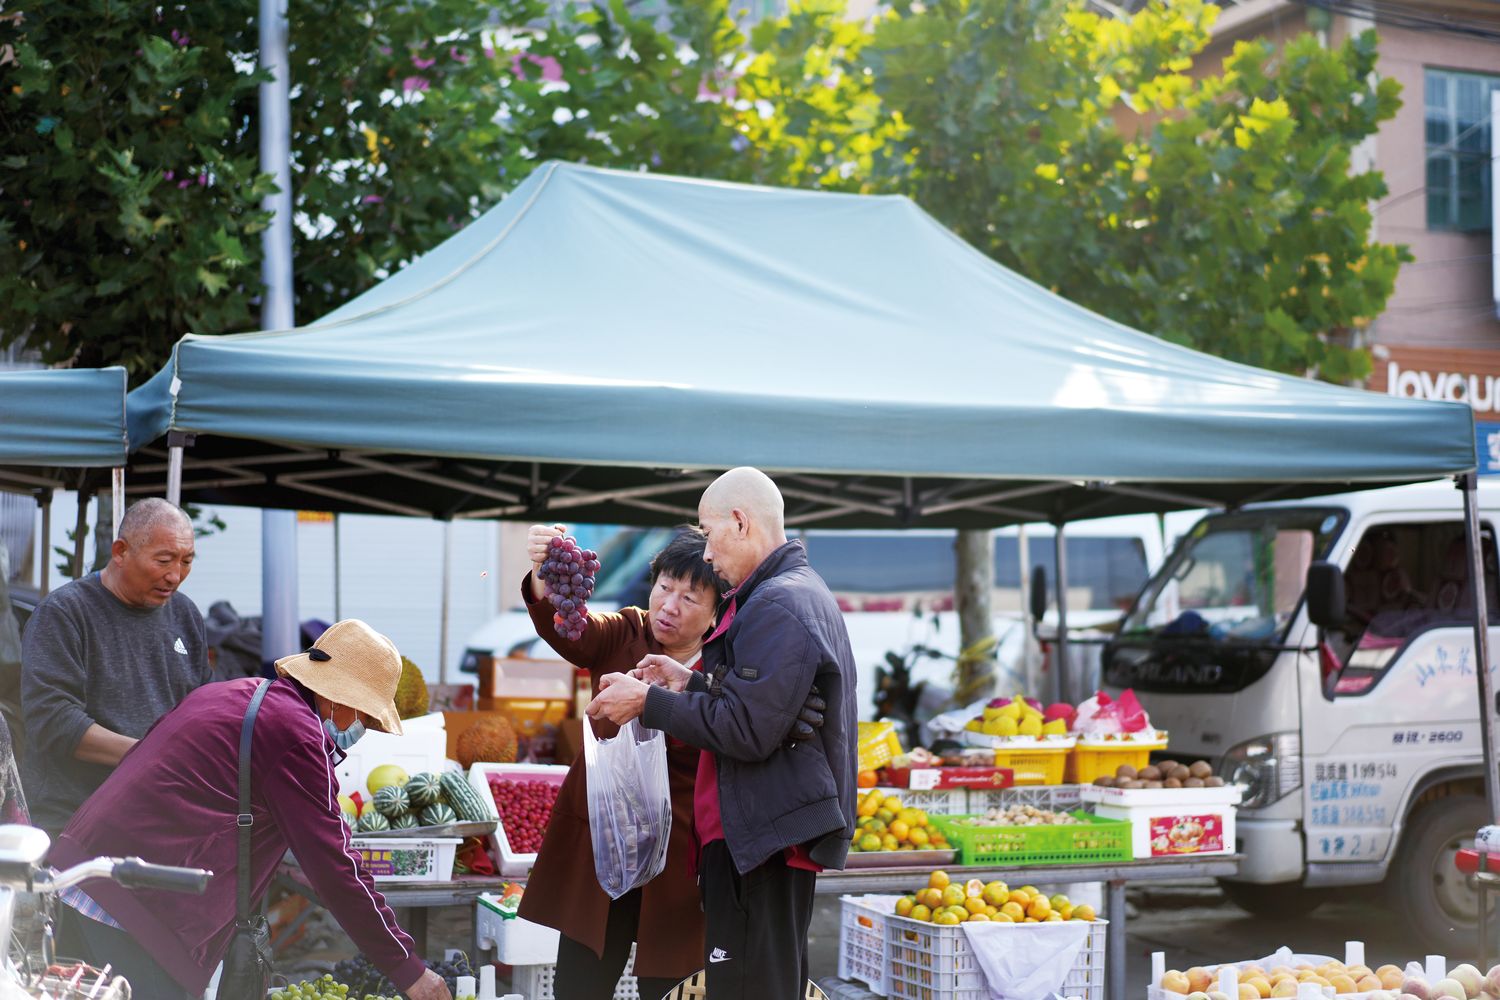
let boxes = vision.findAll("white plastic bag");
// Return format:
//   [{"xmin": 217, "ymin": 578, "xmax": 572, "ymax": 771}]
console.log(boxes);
[
  {"xmin": 960, "ymin": 921, "xmax": 1092, "ymax": 1000},
  {"xmin": 583, "ymin": 718, "xmax": 673, "ymax": 899}
]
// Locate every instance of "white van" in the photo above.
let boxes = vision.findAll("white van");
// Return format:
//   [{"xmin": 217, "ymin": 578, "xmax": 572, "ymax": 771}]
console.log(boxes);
[
  {"xmin": 459, "ymin": 518, "xmax": 1165, "ymax": 721},
  {"xmin": 1102, "ymin": 479, "xmax": 1499, "ymax": 950}
]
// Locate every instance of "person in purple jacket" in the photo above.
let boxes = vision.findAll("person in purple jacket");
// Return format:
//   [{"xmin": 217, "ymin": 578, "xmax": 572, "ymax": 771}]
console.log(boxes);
[{"xmin": 48, "ymin": 619, "xmax": 451, "ymax": 1000}]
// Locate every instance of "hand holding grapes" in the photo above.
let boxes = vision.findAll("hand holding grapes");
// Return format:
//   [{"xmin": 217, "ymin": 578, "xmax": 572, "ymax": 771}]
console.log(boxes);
[{"xmin": 528, "ymin": 527, "xmax": 600, "ymax": 641}]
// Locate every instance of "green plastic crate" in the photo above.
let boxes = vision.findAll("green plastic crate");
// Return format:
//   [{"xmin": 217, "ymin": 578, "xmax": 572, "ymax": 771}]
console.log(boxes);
[{"xmin": 931, "ymin": 811, "xmax": 1131, "ymax": 866}]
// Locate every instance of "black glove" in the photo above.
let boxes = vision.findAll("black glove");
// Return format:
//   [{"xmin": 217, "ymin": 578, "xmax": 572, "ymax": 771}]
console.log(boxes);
[{"xmin": 789, "ymin": 684, "xmax": 826, "ymax": 743}]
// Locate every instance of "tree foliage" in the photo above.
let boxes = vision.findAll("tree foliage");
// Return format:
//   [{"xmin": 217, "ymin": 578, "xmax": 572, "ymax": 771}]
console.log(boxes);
[
  {"xmin": 0, "ymin": 0, "xmax": 1408, "ymax": 383},
  {"xmin": 867, "ymin": 0, "xmax": 1406, "ymax": 380}
]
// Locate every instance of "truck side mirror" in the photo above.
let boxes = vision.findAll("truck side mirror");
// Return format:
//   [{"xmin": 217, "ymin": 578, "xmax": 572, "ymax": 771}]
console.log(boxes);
[
  {"xmin": 1306, "ymin": 561, "xmax": 1346, "ymax": 628},
  {"xmin": 1029, "ymin": 565, "xmax": 1048, "ymax": 622}
]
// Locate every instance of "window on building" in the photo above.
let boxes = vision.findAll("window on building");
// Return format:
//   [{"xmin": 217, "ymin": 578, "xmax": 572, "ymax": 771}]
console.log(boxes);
[{"xmin": 1426, "ymin": 68, "xmax": 1500, "ymax": 232}]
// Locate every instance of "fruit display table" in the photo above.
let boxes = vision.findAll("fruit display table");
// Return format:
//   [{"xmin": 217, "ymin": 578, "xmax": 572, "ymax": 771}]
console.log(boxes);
[
  {"xmin": 273, "ymin": 861, "xmax": 509, "ymax": 958},
  {"xmin": 815, "ymin": 853, "xmax": 1241, "ymax": 1000}
]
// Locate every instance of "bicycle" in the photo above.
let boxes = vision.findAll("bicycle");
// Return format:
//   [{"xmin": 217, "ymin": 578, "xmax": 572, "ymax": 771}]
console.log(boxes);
[{"xmin": 0, "ymin": 824, "xmax": 211, "ymax": 999}]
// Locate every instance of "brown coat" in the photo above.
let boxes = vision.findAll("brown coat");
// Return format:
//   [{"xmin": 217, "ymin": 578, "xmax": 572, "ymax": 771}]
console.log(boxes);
[{"xmin": 515, "ymin": 576, "xmax": 703, "ymax": 980}]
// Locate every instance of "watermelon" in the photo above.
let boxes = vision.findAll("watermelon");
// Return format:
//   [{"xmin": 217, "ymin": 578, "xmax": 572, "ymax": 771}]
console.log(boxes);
[
  {"xmin": 420, "ymin": 803, "xmax": 457, "ymax": 827},
  {"xmin": 356, "ymin": 810, "xmax": 391, "ymax": 833},
  {"xmin": 390, "ymin": 812, "xmax": 420, "ymax": 830},
  {"xmin": 373, "ymin": 784, "xmax": 410, "ymax": 818},
  {"xmin": 405, "ymin": 772, "xmax": 444, "ymax": 809}
]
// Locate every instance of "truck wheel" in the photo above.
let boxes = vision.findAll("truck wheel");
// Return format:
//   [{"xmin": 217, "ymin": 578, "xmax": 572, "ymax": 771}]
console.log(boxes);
[
  {"xmin": 1218, "ymin": 879, "xmax": 1324, "ymax": 918},
  {"xmin": 1388, "ymin": 794, "xmax": 1494, "ymax": 953}
]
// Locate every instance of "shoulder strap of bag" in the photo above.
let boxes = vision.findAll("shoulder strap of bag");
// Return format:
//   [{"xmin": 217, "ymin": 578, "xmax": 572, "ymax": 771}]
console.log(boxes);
[{"xmin": 238, "ymin": 679, "xmax": 273, "ymax": 923}]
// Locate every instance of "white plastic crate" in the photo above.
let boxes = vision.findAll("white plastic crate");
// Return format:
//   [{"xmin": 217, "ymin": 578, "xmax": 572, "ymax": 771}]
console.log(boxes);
[
  {"xmin": 469, "ymin": 762, "xmax": 569, "ymax": 875},
  {"xmin": 884, "ymin": 914, "xmax": 1108, "ymax": 1000},
  {"xmin": 349, "ymin": 836, "xmax": 461, "ymax": 882},
  {"xmin": 511, "ymin": 943, "xmax": 639, "ymax": 1000},
  {"xmin": 1082, "ymin": 785, "xmax": 1240, "ymax": 859},
  {"xmin": 838, "ymin": 895, "xmax": 904, "ymax": 995},
  {"xmin": 475, "ymin": 893, "xmax": 560, "ymax": 965},
  {"xmin": 968, "ymin": 783, "xmax": 1084, "ymax": 814},
  {"xmin": 874, "ymin": 786, "xmax": 969, "ymax": 816}
]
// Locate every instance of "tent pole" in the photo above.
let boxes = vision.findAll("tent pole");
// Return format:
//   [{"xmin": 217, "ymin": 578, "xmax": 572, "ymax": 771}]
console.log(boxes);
[
  {"xmin": 38, "ymin": 493, "xmax": 50, "ymax": 597},
  {"xmin": 166, "ymin": 444, "xmax": 184, "ymax": 506},
  {"xmin": 333, "ymin": 513, "xmax": 342, "ymax": 622},
  {"xmin": 72, "ymin": 490, "xmax": 90, "ymax": 579},
  {"xmin": 110, "ymin": 468, "xmax": 124, "ymax": 540},
  {"xmin": 1053, "ymin": 523, "xmax": 1069, "ymax": 706},
  {"xmin": 439, "ymin": 519, "xmax": 453, "ymax": 685},
  {"xmin": 1461, "ymin": 472, "xmax": 1500, "ymax": 820}
]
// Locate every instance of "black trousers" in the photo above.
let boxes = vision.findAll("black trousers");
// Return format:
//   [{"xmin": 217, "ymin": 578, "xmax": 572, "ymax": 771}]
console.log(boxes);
[
  {"xmin": 55, "ymin": 905, "xmax": 191, "ymax": 1000},
  {"xmin": 699, "ymin": 840, "xmax": 816, "ymax": 1000},
  {"xmin": 552, "ymin": 887, "xmax": 684, "ymax": 1000}
]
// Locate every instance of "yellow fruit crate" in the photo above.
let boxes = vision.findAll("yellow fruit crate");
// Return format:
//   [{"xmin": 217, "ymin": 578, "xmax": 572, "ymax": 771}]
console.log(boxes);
[
  {"xmin": 990, "ymin": 745, "xmax": 1071, "ymax": 785},
  {"xmin": 858, "ymin": 720, "xmax": 904, "ymax": 773},
  {"xmin": 1065, "ymin": 737, "xmax": 1168, "ymax": 784}
]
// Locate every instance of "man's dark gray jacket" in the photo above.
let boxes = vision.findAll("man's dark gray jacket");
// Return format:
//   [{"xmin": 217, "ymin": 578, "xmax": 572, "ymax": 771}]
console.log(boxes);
[{"xmin": 642, "ymin": 539, "xmax": 857, "ymax": 874}]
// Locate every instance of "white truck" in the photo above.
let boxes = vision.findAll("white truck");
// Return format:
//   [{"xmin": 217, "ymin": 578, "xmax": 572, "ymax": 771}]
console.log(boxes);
[{"xmin": 1101, "ymin": 479, "xmax": 1499, "ymax": 950}]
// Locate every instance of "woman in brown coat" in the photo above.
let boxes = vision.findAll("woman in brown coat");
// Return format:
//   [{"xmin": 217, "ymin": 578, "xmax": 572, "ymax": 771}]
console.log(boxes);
[{"xmin": 517, "ymin": 524, "xmax": 722, "ymax": 1000}]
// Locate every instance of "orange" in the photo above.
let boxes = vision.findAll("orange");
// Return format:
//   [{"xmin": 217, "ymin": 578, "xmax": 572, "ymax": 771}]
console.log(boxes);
[
  {"xmin": 919, "ymin": 888, "xmax": 943, "ymax": 909},
  {"xmin": 1071, "ymin": 904, "xmax": 1095, "ymax": 922},
  {"xmin": 992, "ymin": 911, "xmax": 1015, "ymax": 923},
  {"xmin": 967, "ymin": 913, "xmax": 991, "ymax": 921},
  {"xmin": 941, "ymin": 885, "xmax": 966, "ymax": 908},
  {"xmin": 857, "ymin": 770, "xmax": 878, "ymax": 788},
  {"xmin": 1026, "ymin": 896, "xmax": 1052, "ymax": 921},
  {"xmin": 1007, "ymin": 889, "xmax": 1032, "ymax": 907},
  {"xmin": 883, "ymin": 795, "xmax": 904, "ymax": 811},
  {"xmin": 927, "ymin": 870, "xmax": 950, "ymax": 890},
  {"xmin": 934, "ymin": 911, "xmax": 961, "ymax": 926},
  {"xmin": 881, "ymin": 834, "xmax": 899, "ymax": 852},
  {"xmin": 856, "ymin": 833, "xmax": 881, "ymax": 852},
  {"xmin": 964, "ymin": 897, "xmax": 987, "ymax": 914},
  {"xmin": 889, "ymin": 820, "xmax": 911, "ymax": 841},
  {"xmin": 908, "ymin": 827, "xmax": 931, "ymax": 848},
  {"xmin": 910, "ymin": 904, "xmax": 932, "ymax": 922},
  {"xmin": 964, "ymin": 878, "xmax": 985, "ymax": 898},
  {"xmin": 894, "ymin": 896, "xmax": 915, "ymax": 917},
  {"xmin": 1000, "ymin": 901, "xmax": 1025, "ymax": 921}
]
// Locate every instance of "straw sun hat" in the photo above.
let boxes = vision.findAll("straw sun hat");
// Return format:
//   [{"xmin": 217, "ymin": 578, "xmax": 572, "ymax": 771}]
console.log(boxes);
[{"xmin": 275, "ymin": 619, "xmax": 405, "ymax": 735}]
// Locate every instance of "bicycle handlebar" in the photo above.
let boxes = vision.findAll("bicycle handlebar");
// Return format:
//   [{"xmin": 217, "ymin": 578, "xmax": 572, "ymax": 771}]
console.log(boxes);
[
  {"xmin": 34, "ymin": 857, "xmax": 212, "ymax": 895},
  {"xmin": 112, "ymin": 858, "xmax": 211, "ymax": 894}
]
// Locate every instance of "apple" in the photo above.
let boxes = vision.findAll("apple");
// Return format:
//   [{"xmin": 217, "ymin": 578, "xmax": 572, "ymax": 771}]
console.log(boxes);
[{"xmin": 1435, "ymin": 981, "xmax": 1467, "ymax": 1000}]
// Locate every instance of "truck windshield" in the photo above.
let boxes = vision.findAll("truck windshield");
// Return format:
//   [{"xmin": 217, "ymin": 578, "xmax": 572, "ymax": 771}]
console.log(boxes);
[{"xmin": 1121, "ymin": 508, "xmax": 1346, "ymax": 644}]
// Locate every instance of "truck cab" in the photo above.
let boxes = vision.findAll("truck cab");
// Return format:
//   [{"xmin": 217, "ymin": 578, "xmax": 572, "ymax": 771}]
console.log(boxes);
[{"xmin": 1102, "ymin": 480, "xmax": 1500, "ymax": 950}]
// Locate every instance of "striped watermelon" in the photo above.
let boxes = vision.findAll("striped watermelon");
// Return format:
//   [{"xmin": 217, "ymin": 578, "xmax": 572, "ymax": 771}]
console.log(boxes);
[
  {"xmin": 373, "ymin": 784, "xmax": 410, "ymax": 818},
  {"xmin": 420, "ymin": 803, "xmax": 457, "ymax": 827},
  {"xmin": 404, "ymin": 772, "xmax": 444, "ymax": 809},
  {"xmin": 356, "ymin": 810, "xmax": 391, "ymax": 833},
  {"xmin": 390, "ymin": 812, "xmax": 420, "ymax": 830}
]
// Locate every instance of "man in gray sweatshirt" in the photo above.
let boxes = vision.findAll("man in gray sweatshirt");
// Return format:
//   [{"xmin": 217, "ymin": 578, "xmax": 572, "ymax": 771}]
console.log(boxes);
[{"xmin": 21, "ymin": 498, "xmax": 208, "ymax": 835}]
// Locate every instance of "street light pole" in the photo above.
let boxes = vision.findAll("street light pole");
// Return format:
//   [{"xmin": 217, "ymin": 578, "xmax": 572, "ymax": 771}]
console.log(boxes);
[{"xmin": 259, "ymin": 0, "xmax": 301, "ymax": 668}]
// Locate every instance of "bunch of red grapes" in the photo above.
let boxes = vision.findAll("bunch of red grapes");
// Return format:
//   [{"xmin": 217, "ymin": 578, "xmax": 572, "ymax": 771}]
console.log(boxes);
[
  {"xmin": 540, "ymin": 534, "xmax": 600, "ymax": 640},
  {"xmin": 488, "ymin": 777, "xmax": 560, "ymax": 855}
]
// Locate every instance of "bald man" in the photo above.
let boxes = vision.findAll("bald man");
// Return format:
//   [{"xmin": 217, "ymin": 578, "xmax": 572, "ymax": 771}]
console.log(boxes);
[
  {"xmin": 22, "ymin": 498, "xmax": 208, "ymax": 835},
  {"xmin": 589, "ymin": 468, "xmax": 857, "ymax": 999}
]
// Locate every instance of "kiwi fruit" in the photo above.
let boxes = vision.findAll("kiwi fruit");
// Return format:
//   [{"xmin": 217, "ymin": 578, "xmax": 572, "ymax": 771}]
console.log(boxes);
[
  {"xmin": 1164, "ymin": 776, "xmax": 1183, "ymax": 788},
  {"xmin": 1189, "ymin": 761, "xmax": 1214, "ymax": 779},
  {"xmin": 1122, "ymin": 779, "xmax": 1145, "ymax": 789},
  {"xmin": 1172, "ymin": 763, "xmax": 1193, "ymax": 781},
  {"xmin": 1183, "ymin": 777, "xmax": 1206, "ymax": 788},
  {"xmin": 1117, "ymin": 764, "xmax": 1138, "ymax": 780},
  {"xmin": 1204, "ymin": 776, "xmax": 1225, "ymax": 787},
  {"xmin": 1094, "ymin": 775, "xmax": 1117, "ymax": 787},
  {"xmin": 1138, "ymin": 764, "xmax": 1162, "ymax": 781},
  {"xmin": 1145, "ymin": 780, "xmax": 1166, "ymax": 789}
]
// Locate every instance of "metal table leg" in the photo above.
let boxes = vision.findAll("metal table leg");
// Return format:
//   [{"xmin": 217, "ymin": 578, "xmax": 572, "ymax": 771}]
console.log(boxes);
[{"xmin": 1107, "ymin": 879, "xmax": 1127, "ymax": 1000}]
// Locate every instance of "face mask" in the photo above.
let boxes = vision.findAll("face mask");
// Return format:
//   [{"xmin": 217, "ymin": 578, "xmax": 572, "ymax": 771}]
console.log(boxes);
[{"xmin": 323, "ymin": 715, "xmax": 366, "ymax": 750}]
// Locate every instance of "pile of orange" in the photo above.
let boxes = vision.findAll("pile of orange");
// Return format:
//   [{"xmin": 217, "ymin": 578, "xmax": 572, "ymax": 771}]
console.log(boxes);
[
  {"xmin": 892, "ymin": 870, "xmax": 1097, "ymax": 924},
  {"xmin": 851, "ymin": 791, "xmax": 950, "ymax": 853}
]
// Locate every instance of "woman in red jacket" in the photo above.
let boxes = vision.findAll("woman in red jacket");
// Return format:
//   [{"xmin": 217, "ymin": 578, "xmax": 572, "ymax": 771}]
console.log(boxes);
[{"xmin": 517, "ymin": 524, "xmax": 722, "ymax": 1000}]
